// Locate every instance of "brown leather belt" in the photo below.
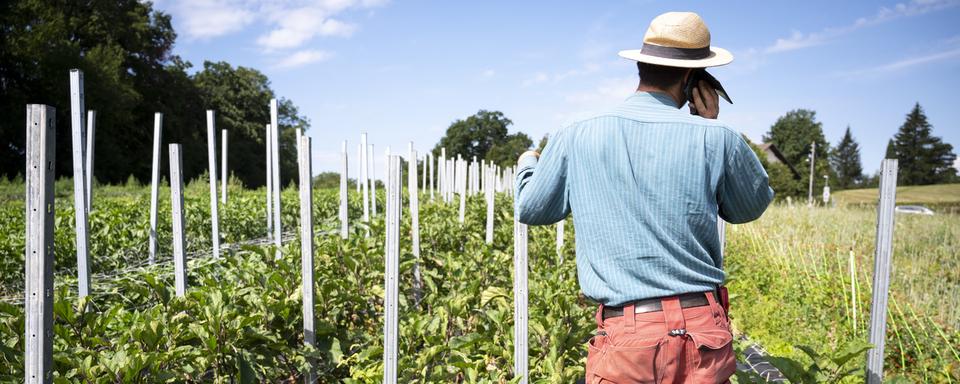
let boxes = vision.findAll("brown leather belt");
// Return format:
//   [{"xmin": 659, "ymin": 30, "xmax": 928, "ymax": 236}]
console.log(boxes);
[{"xmin": 602, "ymin": 292, "xmax": 710, "ymax": 320}]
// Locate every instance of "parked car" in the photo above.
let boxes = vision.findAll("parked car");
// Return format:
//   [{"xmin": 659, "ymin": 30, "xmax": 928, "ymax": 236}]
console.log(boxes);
[{"xmin": 894, "ymin": 205, "xmax": 935, "ymax": 215}]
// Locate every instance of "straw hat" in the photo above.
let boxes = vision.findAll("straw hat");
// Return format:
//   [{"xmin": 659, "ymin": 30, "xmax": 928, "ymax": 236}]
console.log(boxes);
[{"xmin": 618, "ymin": 12, "xmax": 733, "ymax": 68}]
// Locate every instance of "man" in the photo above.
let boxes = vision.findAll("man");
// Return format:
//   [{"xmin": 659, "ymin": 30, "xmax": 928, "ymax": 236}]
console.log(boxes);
[{"xmin": 514, "ymin": 12, "xmax": 773, "ymax": 383}]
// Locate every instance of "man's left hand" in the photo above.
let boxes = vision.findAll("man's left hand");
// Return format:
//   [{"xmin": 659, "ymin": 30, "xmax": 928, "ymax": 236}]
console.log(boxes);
[{"xmin": 690, "ymin": 80, "xmax": 720, "ymax": 119}]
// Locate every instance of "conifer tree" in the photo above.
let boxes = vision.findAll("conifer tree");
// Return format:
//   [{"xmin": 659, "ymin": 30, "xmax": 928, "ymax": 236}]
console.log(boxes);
[
  {"xmin": 830, "ymin": 126, "xmax": 863, "ymax": 189},
  {"xmin": 888, "ymin": 103, "xmax": 957, "ymax": 185}
]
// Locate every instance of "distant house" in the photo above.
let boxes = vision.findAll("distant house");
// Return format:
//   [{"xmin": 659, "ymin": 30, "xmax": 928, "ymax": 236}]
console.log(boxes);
[{"xmin": 757, "ymin": 143, "xmax": 801, "ymax": 179}]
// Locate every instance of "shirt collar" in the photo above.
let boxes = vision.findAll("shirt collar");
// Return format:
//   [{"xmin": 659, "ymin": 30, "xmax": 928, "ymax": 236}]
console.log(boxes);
[{"xmin": 625, "ymin": 91, "xmax": 681, "ymax": 109}]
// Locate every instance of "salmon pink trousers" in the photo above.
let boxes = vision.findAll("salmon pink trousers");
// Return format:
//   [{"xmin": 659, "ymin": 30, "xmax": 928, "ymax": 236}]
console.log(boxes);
[{"xmin": 585, "ymin": 292, "xmax": 737, "ymax": 383}]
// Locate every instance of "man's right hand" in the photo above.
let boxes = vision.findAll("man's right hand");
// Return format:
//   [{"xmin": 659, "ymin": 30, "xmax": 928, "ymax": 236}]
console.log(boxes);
[{"xmin": 690, "ymin": 80, "xmax": 720, "ymax": 119}]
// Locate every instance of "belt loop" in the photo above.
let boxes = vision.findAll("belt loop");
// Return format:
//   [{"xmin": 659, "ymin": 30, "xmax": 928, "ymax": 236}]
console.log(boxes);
[
  {"xmin": 705, "ymin": 291, "xmax": 722, "ymax": 323},
  {"xmin": 624, "ymin": 303, "xmax": 636, "ymax": 334},
  {"xmin": 661, "ymin": 296, "xmax": 685, "ymax": 334},
  {"xmin": 596, "ymin": 304, "xmax": 604, "ymax": 328}
]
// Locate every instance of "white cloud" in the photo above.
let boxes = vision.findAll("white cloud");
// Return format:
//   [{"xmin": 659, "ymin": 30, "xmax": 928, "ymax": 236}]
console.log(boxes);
[
  {"xmin": 175, "ymin": 0, "xmax": 255, "ymax": 39},
  {"xmin": 840, "ymin": 47, "xmax": 960, "ymax": 77},
  {"xmin": 165, "ymin": 0, "xmax": 386, "ymax": 48},
  {"xmin": 274, "ymin": 49, "xmax": 334, "ymax": 69},
  {"xmin": 766, "ymin": 30, "xmax": 826, "ymax": 53},
  {"xmin": 481, "ymin": 69, "xmax": 496, "ymax": 78},
  {"xmin": 765, "ymin": 0, "xmax": 960, "ymax": 53}
]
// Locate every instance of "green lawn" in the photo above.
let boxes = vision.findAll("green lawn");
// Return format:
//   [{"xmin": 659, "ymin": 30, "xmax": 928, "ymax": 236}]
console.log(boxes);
[{"xmin": 833, "ymin": 183, "xmax": 960, "ymax": 210}]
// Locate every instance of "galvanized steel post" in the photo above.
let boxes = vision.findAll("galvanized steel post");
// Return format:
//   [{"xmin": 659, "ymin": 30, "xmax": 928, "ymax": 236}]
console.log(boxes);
[
  {"xmin": 866, "ymin": 159, "xmax": 898, "ymax": 384},
  {"xmin": 409, "ymin": 149, "xmax": 422, "ymax": 306},
  {"xmin": 69, "ymin": 69, "xmax": 90, "ymax": 298},
  {"xmin": 25, "ymin": 104, "xmax": 55, "ymax": 384},
  {"xmin": 298, "ymin": 136, "xmax": 317, "ymax": 383},
  {"xmin": 340, "ymin": 141, "xmax": 349, "ymax": 239},
  {"xmin": 513, "ymin": 216, "xmax": 528, "ymax": 383},
  {"xmin": 383, "ymin": 155, "xmax": 401, "ymax": 384},
  {"xmin": 84, "ymin": 110, "xmax": 95, "ymax": 213},
  {"xmin": 169, "ymin": 144, "xmax": 187, "ymax": 297},
  {"xmin": 148, "ymin": 113, "xmax": 163, "ymax": 265},
  {"xmin": 206, "ymin": 111, "xmax": 221, "ymax": 258},
  {"xmin": 270, "ymin": 100, "xmax": 282, "ymax": 257}
]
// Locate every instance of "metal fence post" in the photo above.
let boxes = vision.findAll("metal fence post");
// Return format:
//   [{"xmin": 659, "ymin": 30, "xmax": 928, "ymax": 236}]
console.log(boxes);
[
  {"xmin": 169, "ymin": 144, "xmax": 187, "ymax": 297},
  {"xmin": 298, "ymin": 136, "xmax": 317, "ymax": 383},
  {"xmin": 458, "ymin": 159, "xmax": 466, "ymax": 223},
  {"xmin": 270, "ymin": 100, "xmax": 282, "ymax": 257},
  {"xmin": 25, "ymin": 104, "xmax": 55, "ymax": 384},
  {"xmin": 361, "ymin": 133, "xmax": 369, "ymax": 223},
  {"xmin": 370, "ymin": 144, "xmax": 377, "ymax": 217},
  {"xmin": 69, "ymin": 69, "xmax": 90, "ymax": 298},
  {"xmin": 148, "ymin": 113, "xmax": 163, "ymax": 265},
  {"xmin": 266, "ymin": 123, "xmax": 273, "ymax": 240},
  {"xmin": 485, "ymin": 166, "xmax": 494, "ymax": 244},
  {"xmin": 409, "ymin": 149, "xmax": 422, "ymax": 306},
  {"xmin": 513, "ymin": 216, "xmax": 528, "ymax": 383},
  {"xmin": 84, "ymin": 110, "xmax": 95, "ymax": 213},
  {"xmin": 340, "ymin": 141, "xmax": 349, "ymax": 239},
  {"xmin": 206, "ymin": 111, "xmax": 221, "ymax": 258},
  {"xmin": 556, "ymin": 220, "xmax": 565, "ymax": 263},
  {"xmin": 383, "ymin": 155, "xmax": 400, "ymax": 384},
  {"xmin": 357, "ymin": 143, "xmax": 363, "ymax": 194},
  {"xmin": 222, "ymin": 129, "xmax": 228, "ymax": 204},
  {"xmin": 866, "ymin": 159, "xmax": 898, "ymax": 384}
]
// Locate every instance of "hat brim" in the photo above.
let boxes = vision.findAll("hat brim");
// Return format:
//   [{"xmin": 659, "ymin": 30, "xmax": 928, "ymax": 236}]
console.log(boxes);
[{"xmin": 618, "ymin": 46, "xmax": 733, "ymax": 68}]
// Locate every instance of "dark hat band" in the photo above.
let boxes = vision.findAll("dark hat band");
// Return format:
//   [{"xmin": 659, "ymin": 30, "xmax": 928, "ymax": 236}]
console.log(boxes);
[{"xmin": 640, "ymin": 43, "xmax": 711, "ymax": 60}]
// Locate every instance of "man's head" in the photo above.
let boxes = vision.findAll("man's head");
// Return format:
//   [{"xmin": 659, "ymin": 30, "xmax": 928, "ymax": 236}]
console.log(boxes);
[
  {"xmin": 618, "ymin": 12, "xmax": 733, "ymax": 110},
  {"xmin": 637, "ymin": 62, "xmax": 691, "ymax": 95}
]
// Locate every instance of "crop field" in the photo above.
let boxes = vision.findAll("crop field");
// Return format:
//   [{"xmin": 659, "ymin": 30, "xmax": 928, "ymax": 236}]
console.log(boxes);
[
  {"xmin": 833, "ymin": 183, "xmax": 960, "ymax": 213},
  {"xmin": 1, "ymin": 180, "xmax": 958, "ymax": 382}
]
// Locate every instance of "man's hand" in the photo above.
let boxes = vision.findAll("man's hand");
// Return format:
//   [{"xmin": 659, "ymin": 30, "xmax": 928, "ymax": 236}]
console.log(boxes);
[
  {"xmin": 690, "ymin": 80, "xmax": 720, "ymax": 119},
  {"xmin": 518, "ymin": 150, "xmax": 540, "ymax": 163}
]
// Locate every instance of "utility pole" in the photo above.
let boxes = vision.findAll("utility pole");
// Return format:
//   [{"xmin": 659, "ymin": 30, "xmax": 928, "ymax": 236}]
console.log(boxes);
[{"xmin": 807, "ymin": 141, "xmax": 816, "ymax": 206}]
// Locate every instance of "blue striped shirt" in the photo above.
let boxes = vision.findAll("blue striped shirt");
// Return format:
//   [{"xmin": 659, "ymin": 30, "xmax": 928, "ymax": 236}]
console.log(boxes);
[{"xmin": 515, "ymin": 91, "xmax": 774, "ymax": 306}]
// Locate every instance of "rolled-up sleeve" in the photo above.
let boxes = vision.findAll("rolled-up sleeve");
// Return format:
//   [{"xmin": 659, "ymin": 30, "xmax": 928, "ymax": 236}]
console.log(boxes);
[
  {"xmin": 718, "ymin": 133, "xmax": 774, "ymax": 224},
  {"xmin": 515, "ymin": 129, "xmax": 571, "ymax": 225}
]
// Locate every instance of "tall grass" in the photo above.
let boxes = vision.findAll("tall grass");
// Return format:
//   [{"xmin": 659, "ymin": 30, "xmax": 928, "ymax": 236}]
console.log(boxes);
[{"xmin": 727, "ymin": 204, "xmax": 960, "ymax": 382}]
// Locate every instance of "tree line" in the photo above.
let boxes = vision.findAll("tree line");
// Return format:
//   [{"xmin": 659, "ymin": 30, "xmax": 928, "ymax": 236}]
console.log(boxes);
[
  {"xmin": 761, "ymin": 103, "xmax": 956, "ymax": 197},
  {"xmin": 0, "ymin": 0, "xmax": 309, "ymax": 187}
]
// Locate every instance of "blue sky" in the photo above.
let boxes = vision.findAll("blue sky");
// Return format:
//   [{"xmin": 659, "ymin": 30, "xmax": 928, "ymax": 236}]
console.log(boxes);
[{"xmin": 154, "ymin": 0, "xmax": 960, "ymax": 179}]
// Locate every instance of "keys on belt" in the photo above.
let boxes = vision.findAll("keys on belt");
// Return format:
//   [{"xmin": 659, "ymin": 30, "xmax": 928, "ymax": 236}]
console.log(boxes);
[{"xmin": 602, "ymin": 292, "xmax": 710, "ymax": 320}]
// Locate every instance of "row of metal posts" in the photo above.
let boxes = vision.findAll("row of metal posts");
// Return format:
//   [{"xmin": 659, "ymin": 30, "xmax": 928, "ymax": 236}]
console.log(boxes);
[{"xmin": 28, "ymin": 72, "xmax": 898, "ymax": 383}]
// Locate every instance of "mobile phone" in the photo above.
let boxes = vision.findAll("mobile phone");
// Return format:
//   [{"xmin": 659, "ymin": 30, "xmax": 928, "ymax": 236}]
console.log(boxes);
[{"xmin": 683, "ymin": 69, "xmax": 732, "ymax": 115}]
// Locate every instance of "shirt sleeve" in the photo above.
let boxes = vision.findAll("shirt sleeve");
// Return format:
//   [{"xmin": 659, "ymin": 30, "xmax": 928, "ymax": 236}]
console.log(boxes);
[
  {"xmin": 515, "ymin": 128, "xmax": 571, "ymax": 225},
  {"xmin": 717, "ymin": 132, "xmax": 774, "ymax": 224}
]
